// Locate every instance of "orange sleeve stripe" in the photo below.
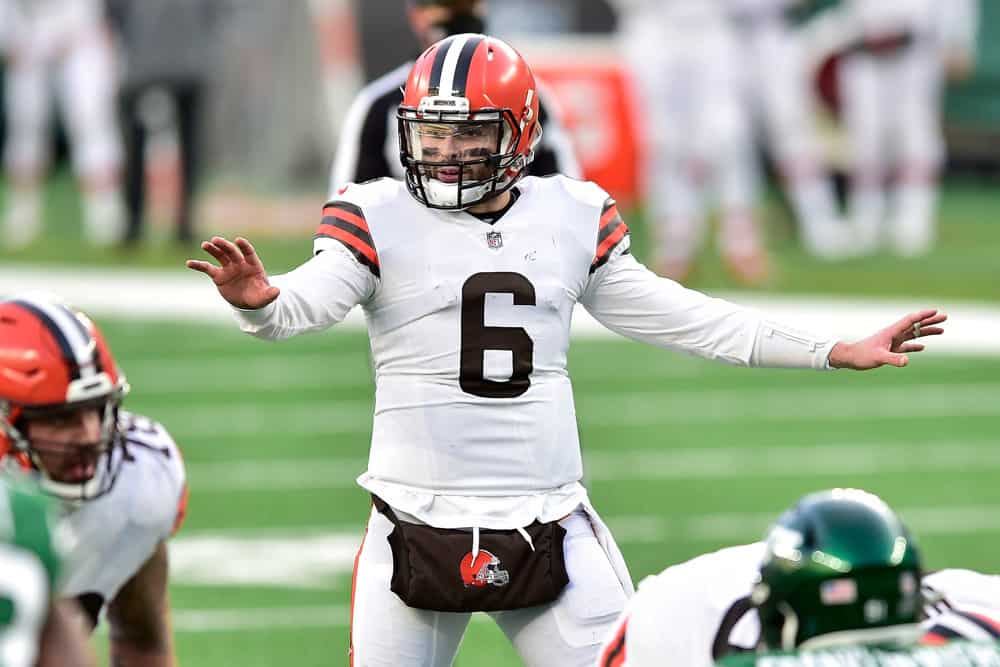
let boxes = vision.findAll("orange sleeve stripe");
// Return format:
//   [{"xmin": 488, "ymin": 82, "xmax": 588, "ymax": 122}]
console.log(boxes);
[
  {"xmin": 600, "ymin": 617, "xmax": 628, "ymax": 667},
  {"xmin": 171, "ymin": 484, "xmax": 189, "ymax": 536},
  {"xmin": 920, "ymin": 630, "xmax": 950, "ymax": 645},
  {"xmin": 599, "ymin": 204, "xmax": 620, "ymax": 231},
  {"xmin": 969, "ymin": 612, "xmax": 1000, "ymax": 635},
  {"xmin": 318, "ymin": 224, "xmax": 379, "ymax": 266},
  {"xmin": 594, "ymin": 221, "xmax": 628, "ymax": 262},
  {"xmin": 349, "ymin": 519, "xmax": 369, "ymax": 667},
  {"xmin": 322, "ymin": 205, "xmax": 370, "ymax": 233}
]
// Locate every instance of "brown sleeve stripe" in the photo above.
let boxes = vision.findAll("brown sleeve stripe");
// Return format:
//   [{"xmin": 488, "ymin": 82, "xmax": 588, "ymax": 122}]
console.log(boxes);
[
  {"xmin": 322, "ymin": 202, "xmax": 370, "ymax": 234},
  {"xmin": 960, "ymin": 611, "xmax": 1000, "ymax": 637},
  {"xmin": 591, "ymin": 206, "xmax": 629, "ymax": 273},
  {"xmin": 315, "ymin": 201, "xmax": 380, "ymax": 277},
  {"xmin": 600, "ymin": 618, "xmax": 627, "ymax": 667}
]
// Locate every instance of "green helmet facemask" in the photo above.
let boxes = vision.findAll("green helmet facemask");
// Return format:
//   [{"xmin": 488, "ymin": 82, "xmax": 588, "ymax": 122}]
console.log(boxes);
[{"xmin": 752, "ymin": 489, "xmax": 923, "ymax": 651}]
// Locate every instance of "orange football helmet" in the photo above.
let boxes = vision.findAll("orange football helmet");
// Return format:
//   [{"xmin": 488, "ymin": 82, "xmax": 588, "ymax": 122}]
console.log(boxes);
[
  {"xmin": 398, "ymin": 33, "xmax": 542, "ymax": 210},
  {"xmin": 0, "ymin": 295, "xmax": 129, "ymax": 501}
]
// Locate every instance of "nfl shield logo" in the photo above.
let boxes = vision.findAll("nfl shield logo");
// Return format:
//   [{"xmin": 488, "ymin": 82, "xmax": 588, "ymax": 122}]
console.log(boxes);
[{"xmin": 486, "ymin": 230, "xmax": 503, "ymax": 250}]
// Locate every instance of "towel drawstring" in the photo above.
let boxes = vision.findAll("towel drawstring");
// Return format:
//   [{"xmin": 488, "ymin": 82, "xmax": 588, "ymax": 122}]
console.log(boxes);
[{"xmin": 469, "ymin": 525, "xmax": 535, "ymax": 556}]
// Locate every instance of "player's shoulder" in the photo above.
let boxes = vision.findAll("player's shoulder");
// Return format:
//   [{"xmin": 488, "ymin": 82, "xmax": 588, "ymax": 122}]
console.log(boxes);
[
  {"xmin": 644, "ymin": 542, "xmax": 766, "ymax": 590},
  {"xmin": 327, "ymin": 177, "xmax": 407, "ymax": 215},
  {"xmin": 117, "ymin": 411, "xmax": 186, "ymax": 522},
  {"xmin": 924, "ymin": 569, "xmax": 1000, "ymax": 615},
  {"xmin": 520, "ymin": 174, "xmax": 609, "ymax": 209}
]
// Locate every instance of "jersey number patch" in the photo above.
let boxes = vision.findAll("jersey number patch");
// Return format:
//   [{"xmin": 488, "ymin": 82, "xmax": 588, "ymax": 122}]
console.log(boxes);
[{"xmin": 460, "ymin": 272, "xmax": 535, "ymax": 398}]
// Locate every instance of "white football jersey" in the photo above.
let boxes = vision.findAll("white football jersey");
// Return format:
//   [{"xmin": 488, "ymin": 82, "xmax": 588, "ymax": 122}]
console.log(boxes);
[
  {"xmin": 58, "ymin": 412, "xmax": 186, "ymax": 616},
  {"xmin": 600, "ymin": 541, "xmax": 1000, "ymax": 667},
  {"xmin": 235, "ymin": 176, "xmax": 833, "ymax": 529}
]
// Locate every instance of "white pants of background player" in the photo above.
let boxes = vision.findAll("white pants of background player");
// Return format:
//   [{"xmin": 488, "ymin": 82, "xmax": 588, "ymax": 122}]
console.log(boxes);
[
  {"xmin": 3, "ymin": 0, "xmax": 124, "ymax": 247},
  {"xmin": 838, "ymin": 40, "xmax": 944, "ymax": 257},
  {"xmin": 738, "ymin": 13, "xmax": 848, "ymax": 259},
  {"xmin": 619, "ymin": 10, "xmax": 763, "ymax": 276},
  {"xmin": 350, "ymin": 505, "xmax": 630, "ymax": 666}
]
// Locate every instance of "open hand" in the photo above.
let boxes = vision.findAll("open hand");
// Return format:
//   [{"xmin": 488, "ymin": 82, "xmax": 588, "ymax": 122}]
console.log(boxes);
[
  {"xmin": 186, "ymin": 237, "xmax": 280, "ymax": 310},
  {"xmin": 828, "ymin": 309, "xmax": 947, "ymax": 370}
]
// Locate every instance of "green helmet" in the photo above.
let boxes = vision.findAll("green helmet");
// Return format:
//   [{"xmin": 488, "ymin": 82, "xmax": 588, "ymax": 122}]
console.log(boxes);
[{"xmin": 752, "ymin": 489, "xmax": 922, "ymax": 651}]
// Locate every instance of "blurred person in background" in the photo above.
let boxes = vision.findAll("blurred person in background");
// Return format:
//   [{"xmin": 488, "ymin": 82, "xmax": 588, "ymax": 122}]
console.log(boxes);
[
  {"xmin": 0, "ymin": 0, "xmax": 125, "ymax": 248},
  {"xmin": 191, "ymin": 33, "xmax": 948, "ymax": 665},
  {"xmin": 611, "ymin": 0, "xmax": 770, "ymax": 286},
  {"xmin": 598, "ymin": 488, "xmax": 1000, "ymax": 667},
  {"xmin": 831, "ymin": 0, "xmax": 979, "ymax": 257},
  {"xmin": 0, "ymin": 295, "xmax": 188, "ymax": 666},
  {"xmin": 329, "ymin": 0, "xmax": 581, "ymax": 195},
  {"xmin": 724, "ymin": 0, "xmax": 853, "ymax": 261},
  {"xmin": 106, "ymin": 0, "xmax": 224, "ymax": 245},
  {"xmin": 0, "ymin": 477, "xmax": 96, "ymax": 667}
]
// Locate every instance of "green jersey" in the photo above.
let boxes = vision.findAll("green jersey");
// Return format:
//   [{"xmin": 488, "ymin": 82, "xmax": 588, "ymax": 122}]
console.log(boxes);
[
  {"xmin": 0, "ymin": 477, "xmax": 62, "ymax": 667},
  {"xmin": 718, "ymin": 640, "xmax": 1000, "ymax": 667}
]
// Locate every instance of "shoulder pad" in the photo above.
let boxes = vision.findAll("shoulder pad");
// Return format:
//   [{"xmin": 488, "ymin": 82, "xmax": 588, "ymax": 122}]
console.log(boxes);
[
  {"xmin": 527, "ymin": 174, "xmax": 609, "ymax": 209},
  {"xmin": 332, "ymin": 177, "xmax": 405, "ymax": 210}
]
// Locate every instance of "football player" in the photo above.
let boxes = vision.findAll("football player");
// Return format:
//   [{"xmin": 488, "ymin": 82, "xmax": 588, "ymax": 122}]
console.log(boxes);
[
  {"xmin": 188, "ymin": 35, "xmax": 945, "ymax": 666},
  {"xmin": 822, "ymin": 0, "xmax": 978, "ymax": 257},
  {"xmin": 0, "ymin": 476, "xmax": 96, "ymax": 667},
  {"xmin": 722, "ymin": 0, "xmax": 851, "ymax": 261},
  {"xmin": 329, "ymin": 0, "xmax": 580, "ymax": 195},
  {"xmin": 598, "ymin": 489, "xmax": 1000, "ymax": 667},
  {"xmin": 0, "ymin": 295, "xmax": 187, "ymax": 665},
  {"xmin": 610, "ymin": 0, "xmax": 766, "ymax": 284},
  {"xmin": 1, "ymin": 0, "xmax": 125, "ymax": 248}
]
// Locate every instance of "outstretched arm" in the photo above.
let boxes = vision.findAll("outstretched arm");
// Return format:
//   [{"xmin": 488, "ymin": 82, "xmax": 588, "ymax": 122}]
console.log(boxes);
[
  {"xmin": 582, "ymin": 253, "xmax": 945, "ymax": 371},
  {"xmin": 186, "ymin": 235, "xmax": 376, "ymax": 340}
]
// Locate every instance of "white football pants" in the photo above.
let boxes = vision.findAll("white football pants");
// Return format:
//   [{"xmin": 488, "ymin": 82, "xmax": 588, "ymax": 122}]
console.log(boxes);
[
  {"xmin": 839, "ymin": 42, "xmax": 944, "ymax": 256},
  {"xmin": 620, "ymin": 10, "xmax": 761, "ymax": 267},
  {"xmin": 350, "ymin": 505, "xmax": 630, "ymax": 666},
  {"xmin": 739, "ymin": 14, "xmax": 846, "ymax": 258}
]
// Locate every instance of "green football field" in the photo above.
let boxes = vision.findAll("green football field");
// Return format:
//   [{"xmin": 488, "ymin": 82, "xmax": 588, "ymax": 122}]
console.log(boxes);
[
  {"xmin": 4, "ymin": 170, "xmax": 998, "ymax": 663},
  {"xmin": 86, "ymin": 317, "xmax": 1000, "ymax": 666}
]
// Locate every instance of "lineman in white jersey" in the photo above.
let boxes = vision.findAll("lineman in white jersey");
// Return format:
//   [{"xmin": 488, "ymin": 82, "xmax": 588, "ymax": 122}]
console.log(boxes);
[
  {"xmin": 0, "ymin": 295, "xmax": 186, "ymax": 666},
  {"xmin": 189, "ymin": 34, "xmax": 946, "ymax": 666},
  {"xmin": 598, "ymin": 491, "xmax": 1000, "ymax": 667}
]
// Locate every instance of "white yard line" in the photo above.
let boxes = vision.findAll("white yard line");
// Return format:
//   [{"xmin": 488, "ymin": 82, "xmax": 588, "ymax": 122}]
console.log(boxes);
[
  {"xmin": 154, "ymin": 380, "xmax": 1000, "ymax": 442},
  {"xmin": 165, "ymin": 503, "xmax": 1000, "ymax": 600},
  {"xmin": 185, "ymin": 439, "xmax": 1000, "ymax": 492},
  {"xmin": 2, "ymin": 265, "xmax": 999, "ymax": 354}
]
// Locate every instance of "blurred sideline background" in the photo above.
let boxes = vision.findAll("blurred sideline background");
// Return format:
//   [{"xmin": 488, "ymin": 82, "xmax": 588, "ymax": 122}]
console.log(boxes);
[{"xmin": 1, "ymin": 1, "xmax": 999, "ymax": 665}]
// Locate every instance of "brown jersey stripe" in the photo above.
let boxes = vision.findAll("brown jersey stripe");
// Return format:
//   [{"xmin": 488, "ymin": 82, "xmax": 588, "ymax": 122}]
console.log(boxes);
[
  {"xmin": 322, "ymin": 202, "xmax": 370, "ymax": 233},
  {"xmin": 959, "ymin": 611, "xmax": 1000, "ymax": 637},
  {"xmin": 315, "ymin": 226, "xmax": 380, "ymax": 277},
  {"xmin": 922, "ymin": 624, "xmax": 963, "ymax": 643},
  {"xmin": 599, "ymin": 200, "xmax": 619, "ymax": 230},
  {"xmin": 591, "ymin": 219, "xmax": 629, "ymax": 273}
]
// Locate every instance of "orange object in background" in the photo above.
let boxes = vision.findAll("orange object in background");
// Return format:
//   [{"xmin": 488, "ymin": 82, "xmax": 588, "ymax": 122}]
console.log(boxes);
[{"xmin": 526, "ymin": 40, "xmax": 641, "ymax": 208}]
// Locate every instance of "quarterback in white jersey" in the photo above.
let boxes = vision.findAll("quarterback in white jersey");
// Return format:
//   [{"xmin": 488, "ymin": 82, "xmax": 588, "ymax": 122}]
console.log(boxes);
[
  {"xmin": 598, "ymin": 492, "xmax": 1000, "ymax": 667},
  {"xmin": 189, "ymin": 34, "xmax": 946, "ymax": 667},
  {"xmin": 0, "ymin": 295, "xmax": 186, "ymax": 666}
]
